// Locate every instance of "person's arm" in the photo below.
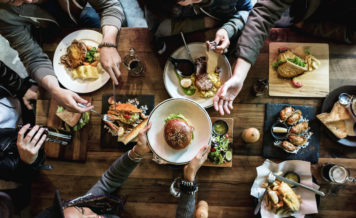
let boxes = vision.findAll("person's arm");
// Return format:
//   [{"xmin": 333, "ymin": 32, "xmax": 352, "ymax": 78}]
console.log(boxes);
[
  {"xmin": 0, "ymin": 60, "xmax": 33, "ymax": 98},
  {"xmin": 0, "ymin": 21, "xmax": 92, "ymax": 113},
  {"xmin": 0, "ymin": 125, "xmax": 46, "ymax": 183},
  {"xmin": 88, "ymin": 0, "xmax": 125, "ymax": 85},
  {"xmin": 176, "ymin": 145, "xmax": 210, "ymax": 218},
  {"xmin": 236, "ymin": 0, "xmax": 293, "ymax": 64},
  {"xmin": 87, "ymin": 124, "xmax": 151, "ymax": 196},
  {"xmin": 220, "ymin": 0, "xmax": 255, "ymax": 40}
]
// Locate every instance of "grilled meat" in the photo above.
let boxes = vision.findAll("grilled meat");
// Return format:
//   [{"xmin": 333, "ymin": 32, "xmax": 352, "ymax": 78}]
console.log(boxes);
[
  {"xmin": 280, "ymin": 106, "xmax": 295, "ymax": 121},
  {"xmin": 290, "ymin": 121, "xmax": 308, "ymax": 134},
  {"xmin": 286, "ymin": 110, "xmax": 302, "ymax": 125}
]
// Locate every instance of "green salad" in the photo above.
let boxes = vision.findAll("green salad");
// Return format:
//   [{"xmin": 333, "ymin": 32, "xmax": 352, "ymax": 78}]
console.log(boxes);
[
  {"xmin": 287, "ymin": 56, "xmax": 306, "ymax": 67},
  {"xmin": 208, "ymin": 132, "xmax": 232, "ymax": 165}
]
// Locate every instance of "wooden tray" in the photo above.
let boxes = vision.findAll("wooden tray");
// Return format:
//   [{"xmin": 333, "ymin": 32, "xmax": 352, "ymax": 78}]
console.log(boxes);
[
  {"xmin": 203, "ymin": 117, "xmax": 233, "ymax": 167},
  {"xmin": 269, "ymin": 42, "xmax": 329, "ymax": 97},
  {"xmin": 41, "ymin": 97, "xmax": 91, "ymax": 162}
]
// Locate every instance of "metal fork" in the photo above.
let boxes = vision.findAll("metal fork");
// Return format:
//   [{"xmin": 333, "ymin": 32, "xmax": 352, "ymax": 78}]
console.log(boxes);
[
  {"xmin": 77, "ymin": 103, "xmax": 113, "ymax": 122},
  {"xmin": 254, "ymin": 173, "xmax": 275, "ymax": 215}
]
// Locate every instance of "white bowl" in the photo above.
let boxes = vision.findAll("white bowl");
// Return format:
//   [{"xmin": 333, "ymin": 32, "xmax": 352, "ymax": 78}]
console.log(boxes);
[{"xmin": 147, "ymin": 98, "xmax": 212, "ymax": 165}]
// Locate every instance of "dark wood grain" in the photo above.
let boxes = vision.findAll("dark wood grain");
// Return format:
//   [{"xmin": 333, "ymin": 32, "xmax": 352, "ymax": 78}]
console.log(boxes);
[{"xmin": 32, "ymin": 27, "xmax": 356, "ymax": 217}]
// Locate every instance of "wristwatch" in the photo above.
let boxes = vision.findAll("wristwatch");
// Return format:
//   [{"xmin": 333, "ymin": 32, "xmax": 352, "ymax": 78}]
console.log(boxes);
[{"xmin": 98, "ymin": 42, "xmax": 117, "ymax": 48}]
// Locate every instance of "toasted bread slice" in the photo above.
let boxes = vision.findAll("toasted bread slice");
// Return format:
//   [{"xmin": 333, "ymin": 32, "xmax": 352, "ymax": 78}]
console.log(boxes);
[
  {"xmin": 345, "ymin": 119, "xmax": 356, "ymax": 136},
  {"xmin": 325, "ymin": 102, "xmax": 351, "ymax": 123},
  {"xmin": 317, "ymin": 113, "xmax": 347, "ymax": 139},
  {"xmin": 118, "ymin": 118, "xmax": 148, "ymax": 145},
  {"xmin": 56, "ymin": 109, "xmax": 81, "ymax": 127}
]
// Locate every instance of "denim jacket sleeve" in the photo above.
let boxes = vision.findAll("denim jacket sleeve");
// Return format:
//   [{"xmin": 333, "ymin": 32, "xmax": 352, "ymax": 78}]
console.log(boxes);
[
  {"xmin": 221, "ymin": 0, "xmax": 255, "ymax": 39},
  {"xmin": 0, "ymin": 60, "xmax": 34, "ymax": 98},
  {"xmin": 86, "ymin": 152, "xmax": 138, "ymax": 196}
]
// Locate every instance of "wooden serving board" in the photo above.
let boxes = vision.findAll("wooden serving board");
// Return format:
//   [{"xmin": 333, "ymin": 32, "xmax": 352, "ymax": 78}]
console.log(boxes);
[
  {"xmin": 203, "ymin": 117, "xmax": 233, "ymax": 167},
  {"xmin": 41, "ymin": 97, "xmax": 91, "ymax": 162},
  {"xmin": 269, "ymin": 42, "xmax": 329, "ymax": 97}
]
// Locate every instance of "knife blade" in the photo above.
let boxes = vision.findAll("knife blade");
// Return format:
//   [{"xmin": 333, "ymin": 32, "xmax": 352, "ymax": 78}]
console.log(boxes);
[{"xmin": 273, "ymin": 173, "xmax": 325, "ymax": 196}]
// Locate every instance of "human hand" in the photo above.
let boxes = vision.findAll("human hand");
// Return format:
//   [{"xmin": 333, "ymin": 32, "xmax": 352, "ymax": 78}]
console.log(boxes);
[
  {"xmin": 100, "ymin": 47, "xmax": 121, "ymax": 86},
  {"xmin": 132, "ymin": 122, "xmax": 152, "ymax": 156},
  {"xmin": 184, "ymin": 144, "xmax": 210, "ymax": 182},
  {"xmin": 213, "ymin": 58, "xmax": 251, "ymax": 115},
  {"xmin": 23, "ymin": 85, "xmax": 38, "ymax": 110},
  {"xmin": 51, "ymin": 87, "xmax": 93, "ymax": 113},
  {"xmin": 206, "ymin": 29, "xmax": 230, "ymax": 54},
  {"xmin": 213, "ymin": 76, "xmax": 242, "ymax": 115},
  {"xmin": 17, "ymin": 124, "xmax": 47, "ymax": 164}
]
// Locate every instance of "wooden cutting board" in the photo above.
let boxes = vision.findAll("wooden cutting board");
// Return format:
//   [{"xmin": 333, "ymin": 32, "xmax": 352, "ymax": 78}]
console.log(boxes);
[
  {"xmin": 269, "ymin": 42, "xmax": 329, "ymax": 97},
  {"xmin": 203, "ymin": 117, "xmax": 233, "ymax": 167},
  {"xmin": 43, "ymin": 97, "xmax": 91, "ymax": 162}
]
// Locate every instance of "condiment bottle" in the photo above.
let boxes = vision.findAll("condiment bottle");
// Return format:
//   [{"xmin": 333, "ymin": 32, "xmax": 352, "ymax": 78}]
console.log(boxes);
[{"xmin": 123, "ymin": 47, "xmax": 144, "ymax": 77}]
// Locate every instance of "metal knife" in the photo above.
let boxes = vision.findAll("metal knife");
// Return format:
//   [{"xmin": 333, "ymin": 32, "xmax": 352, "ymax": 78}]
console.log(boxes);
[
  {"xmin": 273, "ymin": 173, "xmax": 325, "ymax": 196},
  {"xmin": 180, "ymin": 32, "xmax": 194, "ymax": 61}
]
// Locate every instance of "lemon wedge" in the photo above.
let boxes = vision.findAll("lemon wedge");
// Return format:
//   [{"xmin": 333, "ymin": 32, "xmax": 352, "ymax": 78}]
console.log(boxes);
[{"xmin": 272, "ymin": 127, "xmax": 288, "ymax": 133}]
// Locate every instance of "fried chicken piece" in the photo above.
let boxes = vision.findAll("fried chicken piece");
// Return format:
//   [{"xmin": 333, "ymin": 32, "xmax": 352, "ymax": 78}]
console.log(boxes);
[
  {"xmin": 282, "ymin": 141, "xmax": 297, "ymax": 152},
  {"xmin": 278, "ymin": 182, "xmax": 300, "ymax": 211},
  {"xmin": 286, "ymin": 110, "xmax": 302, "ymax": 125},
  {"xmin": 280, "ymin": 106, "xmax": 295, "ymax": 121},
  {"xmin": 61, "ymin": 40, "xmax": 87, "ymax": 68},
  {"xmin": 290, "ymin": 121, "xmax": 308, "ymax": 134},
  {"xmin": 288, "ymin": 134, "xmax": 307, "ymax": 146}
]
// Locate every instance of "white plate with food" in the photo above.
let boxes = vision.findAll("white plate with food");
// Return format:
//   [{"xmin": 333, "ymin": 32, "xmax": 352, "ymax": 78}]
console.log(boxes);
[
  {"xmin": 147, "ymin": 98, "xmax": 212, "ymax": 165},
  {"xmin": 53, "ymin": 30, "xmax": 110, "ymax": 93},
  {"xmin": 163, "ymin": 42, "xmax": 232, "ymax": 108}
]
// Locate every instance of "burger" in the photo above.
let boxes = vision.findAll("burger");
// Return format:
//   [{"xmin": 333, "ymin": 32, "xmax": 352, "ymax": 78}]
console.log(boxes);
[{"xmin": 164, "ymin": 113, "xmax": 194, "ymax": 150}]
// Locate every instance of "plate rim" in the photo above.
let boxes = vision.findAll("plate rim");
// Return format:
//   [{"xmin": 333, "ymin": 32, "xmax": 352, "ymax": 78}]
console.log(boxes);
[
  {"xmin": 53, "ymin": 29, "xmax": 110, "ymax": 94},
  {"xmin": 163, "ymin": 42, "xmax": 232, "ymax": 108},
  {"xmin": 147, "ymin": 97, "xmax": 212, "ymax": 165},
  {"xmin": 320, "ymin": 85, "xmax": 356, "ymax": 147}
]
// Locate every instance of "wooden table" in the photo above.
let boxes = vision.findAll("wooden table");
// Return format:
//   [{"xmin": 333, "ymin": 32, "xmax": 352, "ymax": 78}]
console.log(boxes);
[{"xmin": 33, "ymin": 28, "xmax": 356, "ymax": 217}]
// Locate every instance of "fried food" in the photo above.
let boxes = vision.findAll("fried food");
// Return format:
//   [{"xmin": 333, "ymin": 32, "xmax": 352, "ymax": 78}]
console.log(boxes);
[
  {"xmin": 286, "ymin": 110, "xmax": 302, "ymax": 125},
  {"xmin": 277, "ymin": 60, "xmax": 307, "ymax": 78},
  {"xmin": 288, "ymin": 134, "xmax": 307, "ymax": 146},
  {"xmin": 278, "ymin": 182, "xmax": 300, "ymax": 211},
  {"xmin": 280, "ymin": 106, "xmax": 295, "ymax": 121},
  {"xmin": 61, "ymin": 40, "xmax": 87, "ymax": 68},
  {"xmin": 290, "ymin": 121, "xmax": 308, "ymax": 134},
  {"xmin": 282, "ymin": 140, "xmax": 297, "ymax": 152}
]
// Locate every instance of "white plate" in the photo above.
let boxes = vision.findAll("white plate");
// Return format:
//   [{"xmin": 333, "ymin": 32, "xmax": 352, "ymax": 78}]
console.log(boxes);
[
  {"xmin": 163, "ymin": 42, "xmax": 232, "ymax": 108},
  {"xmin": 147, "ymin": 98, "xmax": 212, "ymax": 165},
  {"xmin": 53, "ymin": 30, "xmax": 110, "ymax": 93}
]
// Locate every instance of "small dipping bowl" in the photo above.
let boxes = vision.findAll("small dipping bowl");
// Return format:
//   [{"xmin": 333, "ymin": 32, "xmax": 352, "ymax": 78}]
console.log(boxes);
[
  {"xmin": 212, "ymin": 120, "xmax": 229, "ymax": 136},
  {"xmin": 284, "ymin": 172, "xmax": 300, "ymax": 188},
  {"xmin": 271, "ymin": 122, "xmax": 288, "ymax": 140}
]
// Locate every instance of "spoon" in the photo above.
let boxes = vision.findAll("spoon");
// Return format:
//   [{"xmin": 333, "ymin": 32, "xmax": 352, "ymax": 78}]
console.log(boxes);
[
  {"xmin": 168, "ymin": 56, "xmax": 195, "ymax": 77},
  {"xmin": 180, "ymin": 32, "xmax": 194, "ymax": 61}
]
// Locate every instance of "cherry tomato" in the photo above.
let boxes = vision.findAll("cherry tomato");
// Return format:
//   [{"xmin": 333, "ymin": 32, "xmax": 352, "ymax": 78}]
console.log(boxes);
[
  {"xmin": 225, "ymin": 134, "xmax": 229, "ymax": 138},
  {"xmin": 211, "ymin": 148, "xmax": 216, "ymax": 152}
]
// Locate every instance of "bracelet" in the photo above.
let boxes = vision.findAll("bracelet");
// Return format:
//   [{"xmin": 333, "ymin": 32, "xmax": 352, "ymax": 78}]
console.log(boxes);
[
  {"xmin": 98, "ymin": 42, "xmax": 117, "ymax": 48},
  {"xmin": 128, "ymin": 149, "xmax": 143, "ymax": 162},
  {"xmin": 180, "ymin": 178, "xmax": 198, "ymax": 195}
]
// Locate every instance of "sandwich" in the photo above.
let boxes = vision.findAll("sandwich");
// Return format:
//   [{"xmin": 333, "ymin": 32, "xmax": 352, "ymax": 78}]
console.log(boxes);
[
  {"xmin": 107, "ymin": 103, "xmax": 142, "ymax": 125},
  {"xmin": 56, "ymin": 106, "xmax": 90, "ymax": 131},
  {"xmin": 164, "ymin": 113, "xmax": 194, "ymax": 150}
]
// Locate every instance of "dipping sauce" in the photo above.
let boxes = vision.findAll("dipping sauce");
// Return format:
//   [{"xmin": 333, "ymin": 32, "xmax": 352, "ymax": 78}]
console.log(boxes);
[{"xmin": 213, "ymin": 120, "xmax": 228, "ymax": 135}]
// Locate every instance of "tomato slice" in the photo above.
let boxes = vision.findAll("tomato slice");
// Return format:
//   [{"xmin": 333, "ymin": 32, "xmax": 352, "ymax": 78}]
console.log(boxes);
[
  {"xmin": 124, "ymin": 113, "xmax": 131, "ymax": 120},
  {"xmin": 291, "ymin": 77, "xmax": 303, "ymax": 88}
]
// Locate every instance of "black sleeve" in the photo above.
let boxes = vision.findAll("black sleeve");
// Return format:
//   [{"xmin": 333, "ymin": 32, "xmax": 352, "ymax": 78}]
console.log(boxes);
[{"xmin": 0, "ymin": 60, "xmax": 34, "ymax": 98}]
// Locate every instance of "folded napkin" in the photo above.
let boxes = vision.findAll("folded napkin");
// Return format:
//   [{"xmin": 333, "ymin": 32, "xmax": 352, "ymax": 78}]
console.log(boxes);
[{"xmin": 251, "ymin": 159, "xmax": 319, "ymax": 218}]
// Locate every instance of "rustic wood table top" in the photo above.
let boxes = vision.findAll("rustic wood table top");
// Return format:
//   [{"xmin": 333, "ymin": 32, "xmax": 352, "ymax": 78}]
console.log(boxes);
[{"xmin": 33, "ymin": 27, "xmax": 356, "ymax": 217}]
